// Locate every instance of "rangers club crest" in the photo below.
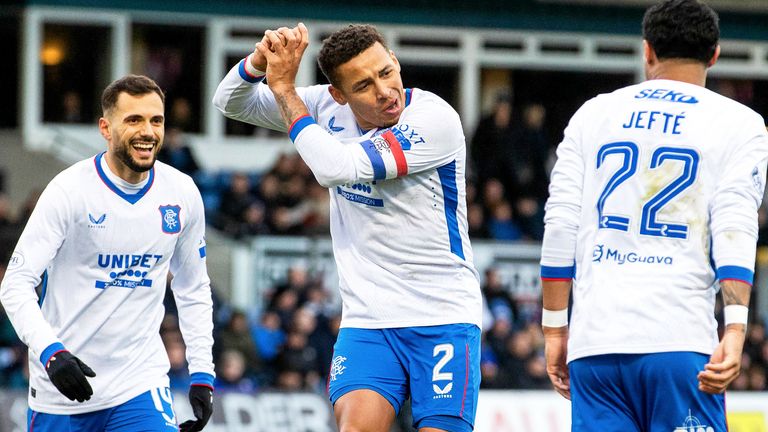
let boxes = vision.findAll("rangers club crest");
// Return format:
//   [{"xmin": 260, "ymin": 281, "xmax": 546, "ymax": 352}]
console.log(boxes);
[{"xmin": 159, "ymin": 205, "xmax": 181, "ymax": 234}]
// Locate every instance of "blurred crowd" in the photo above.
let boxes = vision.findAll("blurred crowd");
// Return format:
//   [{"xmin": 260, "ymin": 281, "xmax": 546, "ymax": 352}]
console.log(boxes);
[
  {"xmin": 1, "ymin": 86, "xmax": 768, "ymax": 396},
  {"xmin": 2, "ymin": 257, "xmax": 768, "ymax": 394}
]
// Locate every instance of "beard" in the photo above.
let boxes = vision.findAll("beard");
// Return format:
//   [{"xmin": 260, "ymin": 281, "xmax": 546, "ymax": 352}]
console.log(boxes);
[{"xmin": 114, "ymin": 136, "xmax": 159, "ymax": 173}]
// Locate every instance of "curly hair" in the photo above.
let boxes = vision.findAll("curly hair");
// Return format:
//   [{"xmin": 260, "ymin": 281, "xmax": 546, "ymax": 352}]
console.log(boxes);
[
  {"xmin": 317, "ymin": 24, "xmax": 388, "ymax": 87},
  {"xmin": 642, "ymin": 0, "xmax": 719, "ymax": 64},
  {"xmin": 101, "ymin": 75, "xmax": 165, "ymax": 114}
]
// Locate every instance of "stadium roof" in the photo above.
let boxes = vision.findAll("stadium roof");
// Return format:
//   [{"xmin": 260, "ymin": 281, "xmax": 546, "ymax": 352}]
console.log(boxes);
[{"xmin": 12, "ymin": 0, "xmax": 768, "ymax": 41}]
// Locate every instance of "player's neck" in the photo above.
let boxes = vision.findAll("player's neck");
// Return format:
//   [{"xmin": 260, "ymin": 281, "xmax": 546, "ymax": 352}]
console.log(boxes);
[
  {"xmin": 104, "ymin": 152, "xmax": 148, "ymax": 184},
  {"xmin": 646, "ymin": 60, "xmax": 708, "ymax": 87}
]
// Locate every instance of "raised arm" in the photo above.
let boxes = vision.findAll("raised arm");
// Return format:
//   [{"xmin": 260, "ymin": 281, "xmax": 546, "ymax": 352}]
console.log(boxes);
[
  {"xmin": 212, "ymin": 26, "xmax": 324, "ymax": 132},
  {"xmin": 258, "ymin": 24, "xmax": 465, "ymax": 188}
]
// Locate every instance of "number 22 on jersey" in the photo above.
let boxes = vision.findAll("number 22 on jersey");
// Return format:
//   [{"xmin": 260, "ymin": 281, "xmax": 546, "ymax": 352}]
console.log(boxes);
[{"xmin": 596, "ymin": 141, "xmax": 700, "ymax": 239}]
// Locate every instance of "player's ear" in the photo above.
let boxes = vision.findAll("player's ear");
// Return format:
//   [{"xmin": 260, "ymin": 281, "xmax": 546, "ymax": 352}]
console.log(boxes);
[
  {"xmin": 328, "ymin": 85, "xmax": 347, "ymax": 105},
  {"xmin": 98, "ymin": 117, "xmax": 111, "ymax": 141},
  {"xmin": 389, "ymin": 50, "xmax": 401, "ymax": 73},
  {"xmin": 643, "ymin": 40, "xmax": 657, "ymax": 66},
  {"xmin": 707, "ymin": 45, "xmax": 720, "ymax": 68}
]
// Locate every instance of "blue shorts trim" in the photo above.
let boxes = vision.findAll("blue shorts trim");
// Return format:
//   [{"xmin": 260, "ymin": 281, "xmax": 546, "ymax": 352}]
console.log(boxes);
[
  {"xmin": 330, "ymin": 384, "xmax": 403, "ymax": 414},
  {"xmin": 417, "ymin": 414, "xmax": 473, "ymax": 432}
]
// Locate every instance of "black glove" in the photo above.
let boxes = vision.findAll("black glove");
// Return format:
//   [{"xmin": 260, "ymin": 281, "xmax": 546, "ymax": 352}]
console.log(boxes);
[
  {"xmin": 45, "ymin": 351, "xmax": 96, "ymax": 402},
  {"xmin": 179, "ymin": 385, "xmax": 213, "ymax": 432}
]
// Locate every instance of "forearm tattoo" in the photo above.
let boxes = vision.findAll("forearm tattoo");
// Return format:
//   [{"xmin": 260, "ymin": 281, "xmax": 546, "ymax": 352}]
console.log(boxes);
[
  {"xmin": 720, "ymin": 279, "xmax": 751, "ymax": 306},
  {"xmin": 273, "ymin": 90, "xmax": 308, "ymax": 128}
]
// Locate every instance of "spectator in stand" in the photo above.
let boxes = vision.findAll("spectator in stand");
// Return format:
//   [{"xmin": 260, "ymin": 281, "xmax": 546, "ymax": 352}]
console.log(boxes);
[
  {"xmin": 499, "ymin": 330, "xmax": 538, "ymax": 388},
  {"xmin": 510, "ymin": 103, "xmax": 550, "ymax": 202},
  {"xmin": 479, "ymin": 341, "xmax": 502, "ymax": 389},
  {"xmin": 251, "ymin": 311, "xmax": 285, "ymax": 364},
  {"xmin": 292, "ymin": 307, "xmax": 334, "ymax": 381},
  {"xmin": 165, "ymin": 337, "xmax": 191, "ymax": 390},
  {"xmin": 759, "ymin": 340, "xmax": 768, "ymax": 368},
  {"xmin": 467, "ymin": 203, "xmax": 490, "ymax": 239},
  {"xmin": 745, "ymin": 321, "xmax": 766, "ymax": 362},
  {"xmin": 302, "ymin": 283, "xmax": 337, "ymax": 322},
  {"xmin": 269, "ymin": 289, "xmax": 300, "ymax": 334},
  {"xmin": 485, "ymin": 314, "xmax": 513, "ymax": 368},
  {"xmin": 482, "ymin": 268, "xmax": 520, "ymax": 328},
  {"xmin": 471, "ymin": 90, "xmax": 518, "ymax": 192},
  {"xmin": 61, "ymin": 90, "xmax": 84, "ymax": 124},
  {"xmin": 215, "ymin": 349, "xmax": 257, "ymax": 393},
  {"xmin": 488, "ymin": 201, "xmax": 522, "ymax": 241},
  {"xmin": 241, "ymin": 200, "xmax": 270, "ymax": 236},
  {"xmin": 297, "ymin": 182, "xmax": 332, "ymax": 235},
  {"xmin": 157, "ymin": 127, "xmax": 200, "ymax": 178},
  {"xmin": 276, "ymin": 330, "xmax": 319, "ymax": 390},
  {"xmin": 268, "ymin": 266, "xmax": 311, "ymax": 311},
  {"xmin": 216, "ymin": 172, "xmax": 265, "ymax": 239},
  {"xmin": 257, "ymin": 173, "xmax": 281, "ymax": 210},
  {"xmin": 524, "ymin": 351, "xmax": 551, "ymax": 389},
  {"xmin": 275, "ymin": 369, "xmax": 304, "ymax": 391},
  {"xmin": 747, "ymin": 364, "xmax": 766, "ymax": 390},
  {"xmin": 218, "ymin": 310, "xmax": 262, "ymax": 375},
  {"xmin": 514, "ymin": 196, "xmax": 545, "ymax": 240},
  {"xmin": 481, "ymin": 178, "xmax": 506, "ymax": 213},
  {"xmin": 169, "ymin": 97, "xmax": 194, "ymax": 132}
]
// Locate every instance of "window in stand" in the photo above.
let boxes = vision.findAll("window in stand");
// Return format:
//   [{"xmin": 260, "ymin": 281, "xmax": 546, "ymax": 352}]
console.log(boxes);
[
  {"xmin": 42, "ymin": 24, "xmax": 111, "ymax": 124},
  {"xmin": 708, "ymin": 77, "xmax": 768, "ymax": 119},
  {"xmin": 132, "ymin": 24, "xmax": 204, "ymax": 133},
  {"xmin": 509, "ymin": 69, "xmax": 634, "ymax": 137},
  {"xmin": 0, "ymin": 13, "xmax": 19, "ymax": 128},
  {"xmin": 399, "ymin": 64, "xmax": 460, "ymax": 110}
]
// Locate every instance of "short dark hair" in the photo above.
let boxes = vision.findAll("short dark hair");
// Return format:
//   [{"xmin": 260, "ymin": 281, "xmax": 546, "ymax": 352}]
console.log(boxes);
[
  {"xmin": 642, "ymin": 0, "xmax": 719, "ymax": 64},
  {"xmin": 317, "ymin": 24, "xmax": 387, "ymax": 86},
  {"xmin": 101, "ymin": 75, "xmax": 165, "ymax": 114}
]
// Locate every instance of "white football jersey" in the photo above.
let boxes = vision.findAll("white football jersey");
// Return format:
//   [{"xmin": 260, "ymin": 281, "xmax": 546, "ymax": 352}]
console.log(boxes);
[
  {"xmin": 542, "ymin": 79, "xmax": 768, "ymax": 362},
  {"xmin": 0, "ymin": 154, "xmax": 215, "ymax": 414},
  {"xmin": 214, "ymin": 59, "xmax": 482, "ymax": 329}
]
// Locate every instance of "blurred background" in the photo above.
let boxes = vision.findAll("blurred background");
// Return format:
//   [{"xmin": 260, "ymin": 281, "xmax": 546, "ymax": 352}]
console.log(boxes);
[{"xmin": 1, "ymin": 0, "xmax": 768, "ymax": 431}]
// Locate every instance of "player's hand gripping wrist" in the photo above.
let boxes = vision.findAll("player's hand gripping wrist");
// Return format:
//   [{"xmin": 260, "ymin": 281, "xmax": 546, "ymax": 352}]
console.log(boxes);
[{"xmin": 45, "ymin": 350, "xmax": 96, "ymax": 402}]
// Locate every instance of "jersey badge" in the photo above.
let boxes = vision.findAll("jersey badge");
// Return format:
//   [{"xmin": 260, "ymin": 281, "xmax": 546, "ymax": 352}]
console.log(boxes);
[
  {"xmin": 159, "ymin": 205, "xmax": 182, "ymax": 234},
  {"xmin": 329, "ymin": 355, "xmax": 347, "ymax": 381},
  {"xmin": 752, "ymin": 166, "xmax": 764, "ymax": 194}
]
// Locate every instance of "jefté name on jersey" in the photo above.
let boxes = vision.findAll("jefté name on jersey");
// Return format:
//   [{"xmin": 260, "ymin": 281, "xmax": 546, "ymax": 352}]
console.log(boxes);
[{"xmin": 621, "ymin": 87, "xmax": 698, "ymax": 135}]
